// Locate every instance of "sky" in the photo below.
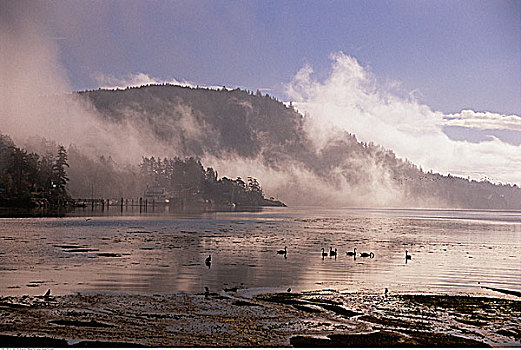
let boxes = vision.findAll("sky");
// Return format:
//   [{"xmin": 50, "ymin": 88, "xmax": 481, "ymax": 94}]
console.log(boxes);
[
  {"xmin": 27, "ymin": 0, "xmax": 519, "ymax": 116},
  {"xmin": 1, "ymin": 0, "xmax": 521, "ymax": 186}
]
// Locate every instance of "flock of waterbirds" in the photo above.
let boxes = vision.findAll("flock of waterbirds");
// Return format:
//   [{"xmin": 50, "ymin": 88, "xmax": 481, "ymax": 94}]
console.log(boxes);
[
  {"xmin": 204, "ymin": 246, "xmax": 412, "ymax": 268},
  {"xmin": 321, "ymin": 246, "xmax": 377, "ymax": 260}
]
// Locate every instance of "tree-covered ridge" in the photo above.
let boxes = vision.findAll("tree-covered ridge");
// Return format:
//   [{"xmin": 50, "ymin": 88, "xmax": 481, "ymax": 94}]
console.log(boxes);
[
  {"xmin": 139, "ymin": 156, "xmax": 284, "ymax": 207},
  {"xmin": 77, "ymin": 84, "xmax": 521, "ymax": 209},
  {"xmin": 0, "ymin": 133, "xmax": 71, "ymax": 207}
]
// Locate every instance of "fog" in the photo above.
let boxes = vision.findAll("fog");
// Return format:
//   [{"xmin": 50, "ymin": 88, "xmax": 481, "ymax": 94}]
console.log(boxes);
[
  {"xmin": 1, "ymin": 4, "xmax": 519, "ymax": 208},
  {"xmin": 286, "ymin": 52, "xmax": 521, "ymax": 185}
]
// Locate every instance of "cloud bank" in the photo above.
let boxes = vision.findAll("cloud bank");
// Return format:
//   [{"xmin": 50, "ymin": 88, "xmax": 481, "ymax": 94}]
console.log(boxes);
[
  {"xmin": 286, "ymin": 52, "xmax": 521, "ymax": 185},
  {"xmin": 443, "ymin": 110, "xmax": 521, "ymax": 131}
]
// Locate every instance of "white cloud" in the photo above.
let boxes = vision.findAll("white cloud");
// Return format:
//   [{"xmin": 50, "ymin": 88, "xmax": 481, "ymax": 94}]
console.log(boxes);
[
  {"xmin": 92, "ymin": 72, "xmax": 246, "ymax": 92},
  {"xmin": 285, "ymin": 52, "xmax": 521, "ymax": 186},
  {"xmin": 92, "ymin": 72, "xmax": 197, "ymax": 90},
  {"xmin": 443, "ymin": 110, "xmax": 521, "ymax": 131}
]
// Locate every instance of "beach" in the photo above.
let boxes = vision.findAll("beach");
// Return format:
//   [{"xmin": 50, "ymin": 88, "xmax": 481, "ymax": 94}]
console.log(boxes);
[{"xmin": 1, "ymin": 288, "xmax": 519, "ymax": 347}]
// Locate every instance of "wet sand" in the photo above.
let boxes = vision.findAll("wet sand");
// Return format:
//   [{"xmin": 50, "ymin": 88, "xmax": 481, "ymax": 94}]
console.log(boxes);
[{"xmin": 1, "ymin": 289, "xmax": 519, "ymax": 347}]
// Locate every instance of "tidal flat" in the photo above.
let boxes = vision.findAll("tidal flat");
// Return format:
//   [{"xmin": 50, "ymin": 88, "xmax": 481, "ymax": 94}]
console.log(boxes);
[
  {"xmin": 1, "ymin": 207, "xmax": 520, "ymax": 346},
  {"xmin": 0, "ymin": 288, "xmax": 519, "ymax": 347}
]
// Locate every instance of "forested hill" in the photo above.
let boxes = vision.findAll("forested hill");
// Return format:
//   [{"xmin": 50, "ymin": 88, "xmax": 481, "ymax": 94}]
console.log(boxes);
[{"xmin": 75, "ymin": 84, "xmax": 521, "ymax": 209}]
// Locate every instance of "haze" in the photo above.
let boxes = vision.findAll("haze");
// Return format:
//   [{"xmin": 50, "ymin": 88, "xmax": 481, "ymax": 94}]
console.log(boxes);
[{"xmin": 1, "ymin": 0, "xmax": 520, "ymax": 205}]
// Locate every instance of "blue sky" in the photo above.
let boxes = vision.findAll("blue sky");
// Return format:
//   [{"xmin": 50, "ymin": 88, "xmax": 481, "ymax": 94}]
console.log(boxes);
[{"xmin": 39, "ymin": 0, "xmax": 520, "ymax": 115}]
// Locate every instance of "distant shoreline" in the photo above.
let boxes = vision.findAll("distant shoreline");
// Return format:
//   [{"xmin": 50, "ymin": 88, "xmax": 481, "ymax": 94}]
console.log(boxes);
[{"xmin": 0, "ymin": 202, "xmax": 286, "ymax": 218}]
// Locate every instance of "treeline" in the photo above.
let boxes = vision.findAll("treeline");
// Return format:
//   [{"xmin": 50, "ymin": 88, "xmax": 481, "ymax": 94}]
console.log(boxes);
[
  {"xmin": 0, "ymin": 133, "xmax": 71, "ymax": 207},
  {"xmin": 76, "ymin": 84, "xmax": 521, "ymax": 209},
  {"xmin": 140, "ymin": 156, "xmax": 285, "ymax": 207}
]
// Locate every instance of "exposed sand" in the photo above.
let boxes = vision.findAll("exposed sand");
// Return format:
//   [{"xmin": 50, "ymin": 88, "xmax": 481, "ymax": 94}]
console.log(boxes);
[{"xmin": 0, "ymin": 288, "xmax": 519, "ymax": 347}]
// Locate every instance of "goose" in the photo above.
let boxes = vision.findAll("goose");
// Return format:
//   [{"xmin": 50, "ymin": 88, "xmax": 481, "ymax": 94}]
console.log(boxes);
[
  {"xmin": 329, "ymin": 247, "xmax": 337, "ymax": 257},
  {"xmin": 277, "ymin": 246, "xmax": 287, "ymax": 255},
  {"xmin": 346, "ymin": 248, "xmax": 357, "ymax": 257},
  {"xmin": 321, "ymin": 248, "xmax": 328, "ymax": 258},
  {"xmin": 405, "ymin": 250, "xmax": 412, "ymax": 260},
  {"xmin": 360, "ymin": 251, "xmax": 374, "ymax": 258}
]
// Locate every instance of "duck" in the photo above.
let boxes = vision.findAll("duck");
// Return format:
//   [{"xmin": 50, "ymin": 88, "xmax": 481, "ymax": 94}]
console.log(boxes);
[
  {"xmin": 359, "ymin": 251, "xmax": 374, "ymax": 258},
  {"xmin": 329, "ymin": 247, "xmax": 337, "ymax": 257},
  {"xmin": 277, "ymin": 246, "xmax": 287, "ymax": 255},
  {"xmin": 405, "ymin": 250, "xmax": 412, "ymax": 260},
  {"xmin": 321, "ymin": 248, "xmax": 328, "ymax": 258},
  {"xmin": 346, "ymin": 248, "xmax": 357, "ymax": 257}
]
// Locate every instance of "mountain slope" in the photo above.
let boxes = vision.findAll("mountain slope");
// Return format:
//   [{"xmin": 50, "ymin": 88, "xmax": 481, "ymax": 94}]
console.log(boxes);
[{"xmin": 73, "ymin": 85, "xmax": 521, "ymax": 209}]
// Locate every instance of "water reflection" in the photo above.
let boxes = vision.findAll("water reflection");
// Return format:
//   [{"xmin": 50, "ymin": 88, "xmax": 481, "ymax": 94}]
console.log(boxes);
[{"xmin": 0, "ymin": 207, "xmax": 520, "ymax": 297}]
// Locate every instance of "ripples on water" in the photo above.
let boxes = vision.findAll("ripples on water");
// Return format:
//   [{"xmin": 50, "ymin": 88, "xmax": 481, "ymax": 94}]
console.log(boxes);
[{"xmin": 0, "ymin": 207, "xmax": 520, "ymax": 296}]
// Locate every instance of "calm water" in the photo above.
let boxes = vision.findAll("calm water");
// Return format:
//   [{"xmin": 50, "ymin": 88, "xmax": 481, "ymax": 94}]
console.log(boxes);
[{"xmin": 0, "ymin": 207, "xmax": 520, "ymax": 296}]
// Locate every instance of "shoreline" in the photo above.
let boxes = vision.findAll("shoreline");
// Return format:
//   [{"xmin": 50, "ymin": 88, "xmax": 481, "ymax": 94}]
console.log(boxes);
[{"xmin": 1, "ymin": 288, "xmax": 519, "ymax": 347}]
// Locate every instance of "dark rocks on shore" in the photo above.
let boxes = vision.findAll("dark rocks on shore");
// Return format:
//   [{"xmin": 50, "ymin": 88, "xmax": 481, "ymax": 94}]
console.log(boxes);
[{"xmin": 290, "ymin": 330, "xmax": 491, "ymax": 347}]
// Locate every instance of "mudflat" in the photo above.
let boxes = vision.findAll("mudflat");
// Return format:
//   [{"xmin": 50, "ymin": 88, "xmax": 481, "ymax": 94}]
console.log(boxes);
[{"xmin": 1, "ymin": 289, "xmax": 519, "ymax": 347}]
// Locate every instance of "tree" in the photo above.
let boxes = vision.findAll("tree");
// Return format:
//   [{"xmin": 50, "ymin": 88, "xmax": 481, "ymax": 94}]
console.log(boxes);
[
  {"xmin": 247, "ymin": 177, "xmax": 262, "ymax": 195},
  {"xmin": 52, "ymin": 145, "xmax": 69, "ymax": 196}
]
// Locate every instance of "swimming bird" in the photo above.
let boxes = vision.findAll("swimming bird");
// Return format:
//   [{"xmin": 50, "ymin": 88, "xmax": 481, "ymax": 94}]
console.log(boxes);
[
  {"xmin": 405, "ymin": 250, "xmax": 412, "ymax": 260},
  {"xmin": 360, "ymin": 252, "xmax": 374, "ymax": 258},
  {"xmin": 205, "ymin": 255, "xmax": 212, "ymax": 268},
  {"xmin": 329, "ymin": 247, "xmax": 337, "ymax": 257},
  {"xmin": 287, "ymin": 288, "xmax": 292, "ymax": 293},
  {"xmin": 346, "ymin": 248, "xmax": 357, "ymax": 257},
  {"xmin": 321, "ymin": 248, "xmax": 328, "ymax": 258},
  {"xmin": 277, "ymin": 246, "xmax": 287, "ymax": 255}
]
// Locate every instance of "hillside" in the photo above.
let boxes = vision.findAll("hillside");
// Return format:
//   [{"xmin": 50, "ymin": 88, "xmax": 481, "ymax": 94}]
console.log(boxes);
[{"xmin": 67, "ymin": 84, "xmax": 521, "ymax": 209}]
